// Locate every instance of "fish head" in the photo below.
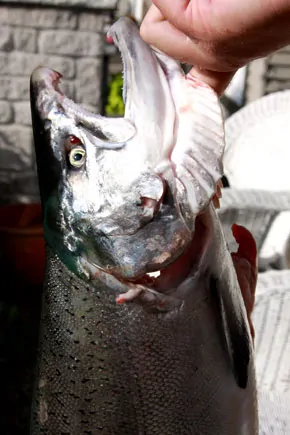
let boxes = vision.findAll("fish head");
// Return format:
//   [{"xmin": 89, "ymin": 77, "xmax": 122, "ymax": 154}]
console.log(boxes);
[{"xmin": 30, "ymin": 18, "xmax": 224, "ymax": 282}]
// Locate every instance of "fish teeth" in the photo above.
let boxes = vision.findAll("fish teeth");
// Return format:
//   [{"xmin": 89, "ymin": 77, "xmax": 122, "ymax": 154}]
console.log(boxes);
[{"xmin": 146, "ymin": 271, "xmax": 161, "ymax": 278}]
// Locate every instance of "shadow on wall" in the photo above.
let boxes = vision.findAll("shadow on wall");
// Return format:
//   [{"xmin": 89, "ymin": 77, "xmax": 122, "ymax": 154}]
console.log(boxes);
[{"xmin": 0, "ymin": 133, "xmax": 39, "ymax": 205}]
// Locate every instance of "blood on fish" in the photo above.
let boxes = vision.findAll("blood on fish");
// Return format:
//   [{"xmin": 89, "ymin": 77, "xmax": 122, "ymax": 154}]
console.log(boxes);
[
  {"xmin": 179, "ymin": 104, "xmax": 192, "ymax": 114},
  {"xmin": 116, "ymin": 296, "xmax": 126, "ymax": 304},
  {"xmin": 186, "ymin": 74, "xmax": 212, "ymax": 90},
  {"xmin": 69, "ymin": 135, "xmax": 81, "ymax": 144},
  {"xmin": 51, "ymin": 70, "xmax": 62, "ymax": 84}
]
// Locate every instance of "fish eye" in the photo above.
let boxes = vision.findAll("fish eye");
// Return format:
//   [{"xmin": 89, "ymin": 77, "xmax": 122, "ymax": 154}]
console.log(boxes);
[{"xmin": 68, "ymin": 147, "xmax": 86, "ymax": 168}]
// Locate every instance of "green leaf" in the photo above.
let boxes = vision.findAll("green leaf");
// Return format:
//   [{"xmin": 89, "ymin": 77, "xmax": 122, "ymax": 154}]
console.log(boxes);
[{"xmin": 105, "ymin": 73, "xmax": 125, "ymax": 116}]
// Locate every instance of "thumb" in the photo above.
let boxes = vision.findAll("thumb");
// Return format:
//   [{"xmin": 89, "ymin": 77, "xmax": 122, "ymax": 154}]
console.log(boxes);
[
  {"xmin": 188, "ymin": 67, "xmax": 235, "ymax": 95},
  {"xmin": 140, "ymin": 4, "xmax": 236, "ymax": 94},
  {"xmin": 152, "ymin": 0, "xmax": 193, "ymax": 33}
]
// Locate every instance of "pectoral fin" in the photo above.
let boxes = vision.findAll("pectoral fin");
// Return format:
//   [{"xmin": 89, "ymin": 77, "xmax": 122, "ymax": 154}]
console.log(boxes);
[
  {"xmin": 211, "ymin": 274, "xmax": 251, "ymax": 389},
  {"xmin": 211, "ymin": 225, "xmax": 257, "ymax": 388}
]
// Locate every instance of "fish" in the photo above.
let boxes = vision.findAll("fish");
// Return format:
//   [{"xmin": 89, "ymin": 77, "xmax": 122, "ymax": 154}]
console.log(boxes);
[{"xmin": 29, "ymin": 17, "xmax": 258, "ymax": 435}]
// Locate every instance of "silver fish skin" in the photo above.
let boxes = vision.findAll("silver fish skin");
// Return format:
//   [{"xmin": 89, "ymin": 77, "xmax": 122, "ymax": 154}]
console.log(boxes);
[{"xmin": 30, "ymin": 17, "xmax": 258, "ymax": 435}]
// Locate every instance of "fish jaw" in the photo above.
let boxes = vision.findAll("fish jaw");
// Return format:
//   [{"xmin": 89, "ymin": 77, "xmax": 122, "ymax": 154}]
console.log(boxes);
[
  {"xmin": 30, "ymin": 67, "xmax": 136, "ymax": 147},
  {"xmin": 108, "ymin": 17, "xmax": 176, "ymax": 166}
]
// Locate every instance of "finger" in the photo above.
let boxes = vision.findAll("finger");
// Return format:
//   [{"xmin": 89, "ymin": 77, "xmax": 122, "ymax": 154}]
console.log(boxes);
[
  {"xmin": 231, "ymin": 224, "xmax": 258, "ymax": 340},
  {"xmin": 141, "ymin": 6, "xmax": 202, "ymax": 63},
  {"xmin": 153, "ymin": 0, "xmax": 190, "ymax": 19},
  {"xmin": 141, "ymin": 5, "xmax": 199, "ymax": 61},
  {"xmin": 142, "ymin": 14, "xmax": 227, "ymax": 71},
  {"xmin": 141, "ymin": 3, "xmax": 165, "ymax": 26},
  {"xmin": 231, "ymin": 255, "xmax": 256, "ymax": 340},
  {"xmin": 141, "ymin": 4, "xmax": 193, "ymax": 65},
  {"xmin": 212, "ymin": 194, "xmax": 220, "ymax": 209},
  {"xmin": 189, "ymin": 66, "xmax": 235, "ymax": 95},
  {"xmin": 215, "ymin": 180, "xmax": 222, "ymax": 199},
  {"xmin": 152, "ymin": 0, "xmax": 192, "ymax": 31},
  {"xmin": 152, "ymin": 0, "xmax": 209, "ymax": 37},
  {"xmin": 141, "ymin": 7, "xmax": 237, "ymax": 94}
]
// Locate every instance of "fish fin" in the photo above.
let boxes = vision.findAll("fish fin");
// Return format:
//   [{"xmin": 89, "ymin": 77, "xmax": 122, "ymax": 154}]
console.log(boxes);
[
  {"xmin": 171, "ymin": 74, "xmax": 225, "ymax": 214},
  {"xmin": 231, "ymin": 224, "xmax": 258, "ymax": 340},
  {"xmin": 155, "ymin": 53, "xmax": 225, "ymax": 215},
  {"xmin": 211, "ymin": 273, "xmax": 251, "ymax": 389}
]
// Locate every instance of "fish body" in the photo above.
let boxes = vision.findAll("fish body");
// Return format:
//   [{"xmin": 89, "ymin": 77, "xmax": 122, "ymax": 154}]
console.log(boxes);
[{"xmin": 30, "ymin": 18, "xmax": 258, "ymax": 435}]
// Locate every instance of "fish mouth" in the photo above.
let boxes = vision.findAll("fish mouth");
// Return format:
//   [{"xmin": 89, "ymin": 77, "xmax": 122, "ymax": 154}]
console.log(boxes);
[
  {"xmin": 82, "ymin": 213, "xmax": 211, "ymax": 307},
  {"xmin": 130, "ymin": 215, "xmax": 209, "ymax": 292}
]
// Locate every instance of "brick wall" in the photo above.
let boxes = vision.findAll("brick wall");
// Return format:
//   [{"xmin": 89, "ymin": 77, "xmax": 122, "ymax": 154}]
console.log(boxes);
[{"xmin": 0, "ymin": 1, "xmax": 117, "ymax": 204}]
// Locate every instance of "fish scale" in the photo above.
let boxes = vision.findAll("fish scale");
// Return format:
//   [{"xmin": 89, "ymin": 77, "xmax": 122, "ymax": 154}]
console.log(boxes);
[{"xmin": 30, "ymin": 236, "xmax": 257, "ymax": 434}]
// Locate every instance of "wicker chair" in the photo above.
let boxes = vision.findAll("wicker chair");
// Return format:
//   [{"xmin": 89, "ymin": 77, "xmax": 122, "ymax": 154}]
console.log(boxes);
[
  {"xmin": 220, "ymin": 90, "xmax": 290, "ymax": 271},
  {"xmin": 218, "ymin": 188, "xmax": 290, "ymax": 270},
  {"xmin": 255, "ymin": 270, "xmax": 290, "ymax": 433},
  {"xmin": 217, "ymin": 74, "xmax": 290, "ymax": 433}
]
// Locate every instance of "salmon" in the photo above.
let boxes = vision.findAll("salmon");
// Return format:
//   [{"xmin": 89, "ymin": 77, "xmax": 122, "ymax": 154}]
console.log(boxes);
[{"xmin": 29, "ymin": 17, "xmax": 258, "ymax": 435}]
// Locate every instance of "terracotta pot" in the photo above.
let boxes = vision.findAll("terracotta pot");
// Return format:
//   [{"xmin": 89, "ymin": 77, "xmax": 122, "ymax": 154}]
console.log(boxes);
[{"xmin": 0, "ymin": 203, "xmax": 45, "ymax": 286}]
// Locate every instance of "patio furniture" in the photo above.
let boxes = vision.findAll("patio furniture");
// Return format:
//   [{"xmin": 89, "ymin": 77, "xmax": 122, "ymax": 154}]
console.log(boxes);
[
  {"xmin": 218, "ymin": 188, "xmax": 290, "ymax": 270},
  {"xmin": 255, "ymin": 270, "xmax": 290, "ymax": 433},
  {"xmin": 221, "ymin": 90, "xmax": 290, "ymax": 270}
]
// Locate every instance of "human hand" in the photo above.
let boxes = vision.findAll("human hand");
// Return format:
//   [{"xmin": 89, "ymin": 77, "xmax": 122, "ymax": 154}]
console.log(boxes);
[{"xmin": 141, "ymin": 0, "xmax": 290, "ymax": 94}]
